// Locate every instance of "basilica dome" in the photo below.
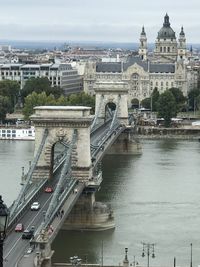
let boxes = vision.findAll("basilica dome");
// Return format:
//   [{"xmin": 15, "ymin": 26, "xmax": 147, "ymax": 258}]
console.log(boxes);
[{"xmin": 157, "ymin": 14, "xmax": 176, "ymax": 39}]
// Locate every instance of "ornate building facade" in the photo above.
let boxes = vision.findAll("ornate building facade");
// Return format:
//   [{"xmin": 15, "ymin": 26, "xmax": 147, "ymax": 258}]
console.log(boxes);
[{"xmin": 83, "ymin": 14, "xmax": 198, "ymax": 107}]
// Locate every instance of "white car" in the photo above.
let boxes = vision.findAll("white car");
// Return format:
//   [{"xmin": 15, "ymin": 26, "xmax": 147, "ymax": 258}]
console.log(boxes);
[{"xmin": 31, "ymin": 202, "xmax": 40, "ymax": 211}]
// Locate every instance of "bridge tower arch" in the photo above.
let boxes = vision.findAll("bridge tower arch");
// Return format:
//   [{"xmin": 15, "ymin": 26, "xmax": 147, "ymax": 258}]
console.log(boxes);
[
  {"xmin": 94, "ymin": 81, "xmax": 129, "ymax": 126},
  {"xmin": 30, "ymin": 106, "xmax": 93, "ymax": 181}
]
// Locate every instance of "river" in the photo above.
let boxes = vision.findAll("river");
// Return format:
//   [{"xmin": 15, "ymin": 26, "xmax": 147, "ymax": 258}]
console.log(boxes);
[{"xmin": 1, "ymin": 139, "xmax": 200, "ymax": 267}]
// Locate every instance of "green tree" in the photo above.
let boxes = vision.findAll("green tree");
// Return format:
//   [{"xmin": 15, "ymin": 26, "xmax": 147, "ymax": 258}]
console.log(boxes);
[
  {"xmin": 67, "ymin": 92, "xmax": 95, "ymax": 113},
  {"xmin": 151, "ymin": 87, "xmax": 160, "ymax": 111},
  {"xmin": 23, "ymin": 92, "xmax": 56, "ymax": 119},
  {"xmin": 131, "ymin": 98, "xmax": 139, "ymax": 108},
  {"xmin": 0, "ymin": 80, "xmax": 20, "ymax": 112},
  {"xmin": 169, "ymin": 87, "xmax": 186, "ymax": 112},
  {"xmin": 188, "ymin": 88, "xmax": 200, "ymax": 111},
  {"xmin": 157, "ymin": 90, "xmax": 177, "ymax": 127},
  {"xmin": 21, "ymin": 77, "xmax": 63, "ymax": 100},
  {"xmin": 0, "ymin": 96, "xmax": 11, "ymax": 122},
  {"xmin": 23, "ymin": 91, "xmax": 95, "ymax": 119},
  {"xmin": 141, "ymin": 97, "xmax": 151, "ymax": 109}
]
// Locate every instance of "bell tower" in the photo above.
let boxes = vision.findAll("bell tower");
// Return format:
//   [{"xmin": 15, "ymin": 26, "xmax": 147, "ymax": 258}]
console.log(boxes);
[
  {"xmin": 178, "ymin": 26, "xmax": 186, "ymax": 60},
  {"xmin": 138, "ymin": 26, "xmax": 148, "ymax": 60}
]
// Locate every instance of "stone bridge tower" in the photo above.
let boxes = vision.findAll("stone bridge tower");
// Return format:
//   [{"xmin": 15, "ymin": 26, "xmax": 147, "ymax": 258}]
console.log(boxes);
[
  {"xmin": 30, "ymin": 106, "xmax": 93, "ymax": 181},
  {"xmin": 94, "ymin": 81, "xmax": 129, "ymax": 126}
]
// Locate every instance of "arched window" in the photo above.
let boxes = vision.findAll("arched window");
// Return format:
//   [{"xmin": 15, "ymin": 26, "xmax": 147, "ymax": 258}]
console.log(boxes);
[{"xmin": 131, "ymin": 73, "xmax": 139, "ymax": 80}]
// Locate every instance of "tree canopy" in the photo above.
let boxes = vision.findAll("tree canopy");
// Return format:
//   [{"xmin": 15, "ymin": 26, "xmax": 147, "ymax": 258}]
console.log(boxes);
[
  {"xmin": 141, "ymin": 97, "xmax": 151, "ymax": 109},
  {"xmin": 188, "ymin": 88, "xmax": 200, "ymax": 111},
  {"xmin": 157, "ymin": 90, "xmax": 177, "ymax": 127},
  {"xmin": 0, "ymin": 96, "xmax": 11, "ymax": 122},
  {"xmin": 169, "ymin": 87, "xmax": 186, "ymax": 112},
  {"xmin": 0, "ymin": 80, "xmax": 20, "ymax": 121},
  {"xmin": 151, "ymin": 87, "xmax": 160, "ymax": 111},
  {"xmin": 21, "ymin": 77, "xmax": 63, "ymax": 100},
  {"xmin": 23, "ymin": 91, "xmax": 95, "ymax": 119}
]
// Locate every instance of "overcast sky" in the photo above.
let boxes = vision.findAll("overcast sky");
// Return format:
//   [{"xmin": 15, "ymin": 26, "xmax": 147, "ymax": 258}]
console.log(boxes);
[{"xmin": 0, "ymin": 0, "xmax": 200, "ymax": 43}]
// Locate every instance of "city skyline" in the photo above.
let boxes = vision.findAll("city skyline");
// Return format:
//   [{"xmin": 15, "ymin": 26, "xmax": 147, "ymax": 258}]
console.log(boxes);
[{"xmin": 0, "ymin": 0, "xmax": 200, "ymax": 43}]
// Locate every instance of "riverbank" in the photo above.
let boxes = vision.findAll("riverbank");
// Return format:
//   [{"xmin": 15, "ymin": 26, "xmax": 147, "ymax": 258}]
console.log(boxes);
[{"xmin": 135, "ymin": 126, "xmax": 200, "ymax": 140}]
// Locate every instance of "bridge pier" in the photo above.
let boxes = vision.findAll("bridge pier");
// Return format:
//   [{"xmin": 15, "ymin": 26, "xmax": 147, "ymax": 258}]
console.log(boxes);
[
  {"xmin": 107, "ymin": 128, "xmax": 142, "ymax": 155},
  {"xmin": 62, "ymin": 192, "xmax": 115, "ymax": 231}
]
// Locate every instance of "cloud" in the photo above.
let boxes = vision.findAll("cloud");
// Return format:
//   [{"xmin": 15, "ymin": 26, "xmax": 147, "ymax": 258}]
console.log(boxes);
[{"xmin": 0, "ymin": 0, "xmax": 199, "ymax": 42}]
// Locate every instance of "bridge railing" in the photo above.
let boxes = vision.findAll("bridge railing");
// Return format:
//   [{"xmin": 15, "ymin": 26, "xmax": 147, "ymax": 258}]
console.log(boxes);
[
  {"xmin": 34, "ymin": 179, "xmax": 84, "ymax": 244},
  {"xmin": 91, "ymin": 124, "xmax": 126, "ymax": 167}
]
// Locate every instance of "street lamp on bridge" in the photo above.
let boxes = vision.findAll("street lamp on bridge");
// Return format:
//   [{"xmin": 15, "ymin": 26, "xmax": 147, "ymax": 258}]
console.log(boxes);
[
  {"xmin": 141, "ymin": 242, "xmax": 155, "ymax": 267},
  {"xmin": 0, "ymin": 195, "xmax": 9, "ymax": 267}
]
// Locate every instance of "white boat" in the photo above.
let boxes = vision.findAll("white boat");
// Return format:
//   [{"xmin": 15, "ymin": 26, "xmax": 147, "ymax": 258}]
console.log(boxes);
[{"xmin": 0, "ymin": 126, "xmax": 35, "ymax": 140}]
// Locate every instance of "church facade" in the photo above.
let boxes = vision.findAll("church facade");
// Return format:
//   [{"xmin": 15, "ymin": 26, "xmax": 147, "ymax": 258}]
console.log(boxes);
[{"xmin": 83, "ymin": 14, "xmax": 198, "ymax": 107}]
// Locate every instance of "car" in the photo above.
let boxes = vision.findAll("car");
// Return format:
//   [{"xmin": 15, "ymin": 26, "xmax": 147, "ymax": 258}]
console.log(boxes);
[
  {"xmin": 22, "ymin": 229, "xmax": 34, "ymax": 240},
  {"xmin": 44, "ymin": 186, "xmax": 53, "ymax": 193},
  {"xmin": 26, "ymin": 247, "xmax": 34, "ymax": 254},
  {"xmin": 15, "ymin": 223, "xmax": 24, "ymax": 232},
  {"xmin": 31, "ymin": 202, "xmax": 40, "ymax": 211}
]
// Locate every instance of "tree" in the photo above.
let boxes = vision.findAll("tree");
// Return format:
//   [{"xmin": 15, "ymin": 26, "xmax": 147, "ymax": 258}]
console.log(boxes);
[
  {"xmin": 0, "ymin": 80, "xmax": 20, "ymax": 112},
  {"xmin": 67, "ymin": 92, "xmax": 95, "ymax": 113},
  {"xmin": 169, "ymin": 87, "xmax": 186, "ymax": 112},
  {"xmin": 151, "ymin": 87, "xmax": 160, "ymax": 111},
  {"xmin": 188, "ymin": 88, "xmax": 200, "ymax": 111},
  {"xmin": 23, "ymin": 92, "xmax": 56, "ymax": 119},
  {"xmin": 23, "ymin": 91, "xmax": 95, "ymax": 119},
  {"xmin": 157, "ymin": 90, "xmax": 177, "ymax": 127},
  {"xmin": 0, "ymin": 96, "xmax": 11, "ymax": 122},
  {"xmin": 131, "ymin": 98, "xmax": 139, "ymax": 108},
  {"xmin": 141, "ymin": 97, "xmax": 151, "ymax": 109},
  {"xmin": 21, "ymin": 77, "xmax": 63, "ymax": 100}
]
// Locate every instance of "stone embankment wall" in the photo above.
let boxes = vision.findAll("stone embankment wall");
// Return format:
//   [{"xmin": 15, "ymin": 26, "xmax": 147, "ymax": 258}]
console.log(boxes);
[{"xmin": 136, "ymin": 126, "xmax": 200, "ymax": 139}]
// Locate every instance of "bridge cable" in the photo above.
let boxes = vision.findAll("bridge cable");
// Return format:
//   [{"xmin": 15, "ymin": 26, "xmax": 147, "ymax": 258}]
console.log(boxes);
[
  {"xmin": 91, "ymin": 95, "xmax": 104, "ymax": 130},
  {"xmin": 109, "ymin": 95, "xmax": 120, "ymax": 130},
  {"xmin": 9, "ymin": 128, "xmax": 49, "ymax": 219},
  {"xmin": 42, "ymin": 129, "xmax": 78, "ymax": 229}
]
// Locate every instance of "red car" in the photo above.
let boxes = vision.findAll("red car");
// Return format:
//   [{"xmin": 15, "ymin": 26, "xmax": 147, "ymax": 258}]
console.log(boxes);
[
  {"xmin": 15, "ymin": 223, "xmax": 24, "ymax": 232},
  {"xmin": 44, "ymin": 187, "xmax": 53, "ymax": 193}
]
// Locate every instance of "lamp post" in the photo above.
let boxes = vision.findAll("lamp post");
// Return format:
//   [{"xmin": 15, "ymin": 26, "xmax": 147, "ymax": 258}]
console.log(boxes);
[
  {"xmin": 123, "ymin": 247, "xmax": 129, "ymax": 267},
  {"xmin": 190, "ymin": 243, "xmax": 193, "ymax": 267},
  {"xmin": 0, "ymin": 195, "xmax": 9, "ymax": 267},
  {"xmin": 141, "ymin": 243, "xmax": 155, "ymax": 267}
]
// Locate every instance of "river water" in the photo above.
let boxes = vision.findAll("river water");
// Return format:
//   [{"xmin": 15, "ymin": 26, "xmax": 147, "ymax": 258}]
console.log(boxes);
[{"xmin": 1, "ymin": 139, "xmax": 200, "ymax": 267}]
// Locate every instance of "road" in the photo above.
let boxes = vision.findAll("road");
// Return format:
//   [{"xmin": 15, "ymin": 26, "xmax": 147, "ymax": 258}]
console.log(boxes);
[{"xmin": 4, "ymin": 190, "xmax": 53, "ymax": 267}]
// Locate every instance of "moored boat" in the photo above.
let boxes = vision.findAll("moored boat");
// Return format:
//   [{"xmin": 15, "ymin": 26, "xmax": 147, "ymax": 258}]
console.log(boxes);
[{"xmin": 0, "ymin": 126, "xmax": 35, "ymax": 140}]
